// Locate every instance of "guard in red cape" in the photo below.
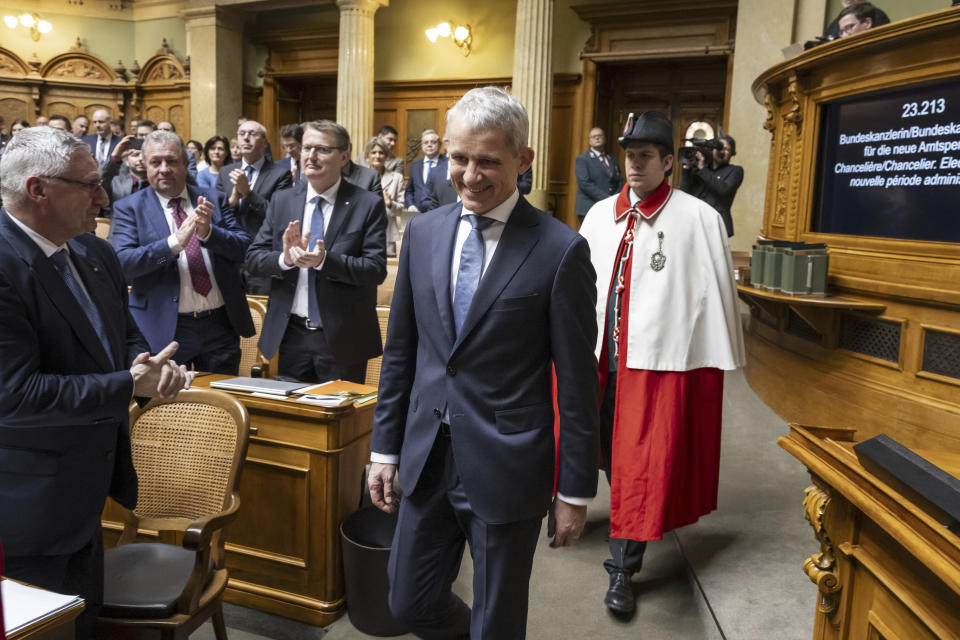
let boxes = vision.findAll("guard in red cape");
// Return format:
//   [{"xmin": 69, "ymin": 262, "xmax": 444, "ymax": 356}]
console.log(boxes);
[{"xmin": 578, "ymin": 111, "xmax": 745, "ymax": 615}]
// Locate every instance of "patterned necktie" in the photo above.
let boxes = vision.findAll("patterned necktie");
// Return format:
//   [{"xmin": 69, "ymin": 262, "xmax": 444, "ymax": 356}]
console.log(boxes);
[
  {"xmin": 599, "ymin": 154, "xmax": 611, "ymax": 175},
  {"xmin": 98, "ymin": 138, "xmax": 108, "ymax": 163},
  {"xmin": 169, "ymin": 197, "xmax": 212, "ymax": 296},
  {"xmin": 50, "ymin": 249, "xmax": 112, "ymax": 360},
  {"xmin": 453, "ymin": 214, "xmax": 495, "ymax": 335},
  {"xmin": 307, "ymin": 196, "xmax": 326, "ymax": 326},
  {"xmin": 244, "ymin": 164, "xmax": 254, "ymax": 186}
]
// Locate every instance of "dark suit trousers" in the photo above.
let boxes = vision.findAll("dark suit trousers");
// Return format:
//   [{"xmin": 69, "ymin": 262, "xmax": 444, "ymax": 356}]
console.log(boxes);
[
  {"xmin": 277, "ymin": 320, "xmax": 366, "ymax": 384},
  {"xmin": 5, "ymin": 527, "xmax": 103, "ymax": 640},
  {"xmin": 599, "ymin": 372, "xmax": 647, "ymax": 575},
  {"xmin": 388, "ymin": 430, "xmax": 543, "ymax": 640},
  {"xmin": 174, "ymin": 307, "xmax": 241, "ymax": 375}
]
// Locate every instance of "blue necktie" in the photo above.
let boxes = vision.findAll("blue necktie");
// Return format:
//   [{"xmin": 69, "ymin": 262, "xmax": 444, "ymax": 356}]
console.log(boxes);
[
  {"xmin": 453, "ymin": 214, "xmax": 495, "ymax": 335},
  {"xmin": 307, "ymin": 196, "xmax": 325, "ymax": 326},
  {"xmin": 50, "ymin": 250, "xmax": 111, "ymax": 360},
  {"xmin": 244, "ymin": 164, "xmax": 254, "ymax": 185}
]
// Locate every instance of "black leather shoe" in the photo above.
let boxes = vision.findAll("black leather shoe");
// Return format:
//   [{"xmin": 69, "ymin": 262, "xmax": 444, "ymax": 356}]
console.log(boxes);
[{"xmin": 604, "ymin": 569, "xmax": 635, "ymax": 614}]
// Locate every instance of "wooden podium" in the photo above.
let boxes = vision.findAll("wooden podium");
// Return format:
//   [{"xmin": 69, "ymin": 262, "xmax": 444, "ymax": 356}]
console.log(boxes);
[
  {"xmin": 779, "ymin": 425, "xmax": 960, "ymax": 639},
  {"xmin": 102, "ymin": 376, "xmax": 377, "ymax": 626}
]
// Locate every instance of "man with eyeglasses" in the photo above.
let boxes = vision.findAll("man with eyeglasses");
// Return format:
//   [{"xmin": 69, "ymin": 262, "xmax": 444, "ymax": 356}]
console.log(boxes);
[
  {"xmin": 246, "ymin": 119, "xmax": 387, "ymax": 384},
  {"xmin": 217, "ymin": 119, "xmax": 293, "ymax": 293},
  {"xmin": 0, "ymin": 126, "xmax": 191, "ymax": 639},
  {"xmin": 111, "ymin": 130, "xmax": 255, "ymax": 375}
]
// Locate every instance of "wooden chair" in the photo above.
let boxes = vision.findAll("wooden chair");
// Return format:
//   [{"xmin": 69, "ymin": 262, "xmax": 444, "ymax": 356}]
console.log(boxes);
[
  {"xmin": 95, "ymin": 217, "xmax": 111, "ymax": 240},
  {"xmin": 97, "ymin": 390, "xmax": 250, "ymax": 640},
  {"xmin": 239, "ymin": 296, "xmax": 275, "ymax": 378},
  {"xmin": 365, "ymin": 306, "xmax": 391, "ymax": 387}
]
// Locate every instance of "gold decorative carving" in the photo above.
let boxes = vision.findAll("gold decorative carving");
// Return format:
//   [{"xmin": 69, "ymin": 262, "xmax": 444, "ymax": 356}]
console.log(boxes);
[
  {"xmin": 50, "ymin": 60, "xmax": 106, "ymax": 80},
  {"xmin": 146, "ymin": 62, "xmax": 184, "ymax": 82},
  {"xmin": 784, "ymin": 72, "xmax": 802, "ymax": 130},
  {"xmin": 802, "ymin": 483, "xmax": 841, "ymax": 615},
  {"xmin": 0, "ymin": 56, "xmax": 21, "ymax": 76},
  {"xmin": 773, "ymin": 124, "xmax": 793, "ymax": 228},
  {"xmin": 763, "ymin": 92, "xmax": 776, "ymax": 134},
  {"xmin": 113, "ymin": 60, "xmax": 127, "ymax": 81}
]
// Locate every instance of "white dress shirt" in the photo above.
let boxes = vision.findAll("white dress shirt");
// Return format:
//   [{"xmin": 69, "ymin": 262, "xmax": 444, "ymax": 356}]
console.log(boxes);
[
  {"xmin": 282, "ymin": 179, "xmax": 339, "ymax": 318},
  {"xmin": 422, "ymin": 156, "xmax": 437, "ymax": 184},
  {"xmin": 96, "ymin": 135, "xmax": 114, "ymax": 164},
  {"xmin": 156, "ymin": 188, "xmax": 225, "ymax": 313}
]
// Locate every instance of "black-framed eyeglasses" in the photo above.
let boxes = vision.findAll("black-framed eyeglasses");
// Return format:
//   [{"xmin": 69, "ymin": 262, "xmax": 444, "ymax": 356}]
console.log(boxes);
[
  {"xmin": 40, "ymin": 175, "xmax": 104, "ymax": 194},
  {"xmin": 302, "ymin": 144, "xmax": 346, "ymax": 156}
]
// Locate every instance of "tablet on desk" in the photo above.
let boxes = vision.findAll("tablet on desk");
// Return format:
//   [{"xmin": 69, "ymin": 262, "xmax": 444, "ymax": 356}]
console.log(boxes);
[{"xmin": 209, "ymin": 377, "xmax": 312, "ymax": 396}]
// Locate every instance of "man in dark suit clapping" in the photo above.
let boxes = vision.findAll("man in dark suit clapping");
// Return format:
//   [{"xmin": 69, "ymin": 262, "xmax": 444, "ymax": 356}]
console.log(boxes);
[
  {"xmin": 217, "ymin": 119, "xmax": 293, "ymax": 293},
  {"xmin": 111, "ymin": 130, "xmax": 254, "ymax": 375},
  {"xmin": 245, "ymin": 120, "xmax": 387, "ymax": 384}
]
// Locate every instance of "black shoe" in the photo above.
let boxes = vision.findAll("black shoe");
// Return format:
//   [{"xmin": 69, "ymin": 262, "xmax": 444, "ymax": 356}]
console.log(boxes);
[{"xmin": 604, "ymin": 569, "xmax": 635, "ymax": 614}]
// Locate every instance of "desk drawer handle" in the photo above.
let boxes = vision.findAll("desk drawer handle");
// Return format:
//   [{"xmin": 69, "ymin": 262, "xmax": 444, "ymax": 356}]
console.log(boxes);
[{"xmin": 249, "ymin": 425, "xmax": 259, "ymax": 436}]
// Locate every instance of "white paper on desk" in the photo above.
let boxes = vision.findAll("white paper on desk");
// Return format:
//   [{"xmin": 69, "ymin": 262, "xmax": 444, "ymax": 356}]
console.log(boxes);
[
  {"xmin": 2, "ymin": 579, "xmax": 83, "ymax": 633},
  {"xmin": 296, "ymin": 394, "xmax": 353, "ymax": 407}
]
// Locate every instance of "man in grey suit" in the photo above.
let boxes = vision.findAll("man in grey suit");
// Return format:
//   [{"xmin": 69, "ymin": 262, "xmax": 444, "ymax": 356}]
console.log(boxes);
[
  {"xmin": 368, "ymin": 87, "xmax": 599, "ymax": 639},
  {"xmin": 245, "ymin": 120, "xmax": 387, "ymax": 383},
  {"xmin": 575, "ymin": 127, "xmax": 624, "ymax": 220},
  {"xmin": 217, "ymin": 119, "xmax": 293, "ymax": 292}
]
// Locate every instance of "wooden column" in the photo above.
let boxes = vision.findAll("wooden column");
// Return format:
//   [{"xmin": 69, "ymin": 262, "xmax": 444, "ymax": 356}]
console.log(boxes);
[
  {"xmin": 512, "ymin": 0, "xmax": 554, "ymax": 211},
  {"xmin": 335, "ymin": 0, "xmax": 388, "ymax": 152}
]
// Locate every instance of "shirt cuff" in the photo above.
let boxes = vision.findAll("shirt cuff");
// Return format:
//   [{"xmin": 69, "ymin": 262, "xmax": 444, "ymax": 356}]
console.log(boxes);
[
  {"xmin": 556, "ymin": 493, "xmax": 591, "ymax": 506},
  {"xmin": 279, "ymin": 252, "xmax": 296, "ymax": 270},
  {"xmin": 167, "ymin": 233, "xmax": 182, "ymax": 254},
  {"xmin": 370, "ymin": 452, "xmax": 399, "ymax": 465},
  {"xmin": 197, "ymin": 227, "xmax": 212, "ymax": 243}
]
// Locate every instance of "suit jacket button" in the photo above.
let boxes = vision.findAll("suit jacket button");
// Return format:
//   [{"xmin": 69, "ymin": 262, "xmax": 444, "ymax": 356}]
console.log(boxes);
[
  {"xmin": 433, "ymin": 408, "xmax": 442, "ymax": 418},
  {"xmin": 446, "ymin": 365, "xmax": 456, "ymax": 376}
]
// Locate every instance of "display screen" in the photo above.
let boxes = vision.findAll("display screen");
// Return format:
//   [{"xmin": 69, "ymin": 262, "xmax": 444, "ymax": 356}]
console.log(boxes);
[{"xmin": 812, "ymin": 76, "xmax": 960, "ymax": 243}]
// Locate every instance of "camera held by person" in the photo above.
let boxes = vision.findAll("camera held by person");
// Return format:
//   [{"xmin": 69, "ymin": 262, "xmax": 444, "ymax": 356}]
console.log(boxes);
[{"xmin": 679, "ymin": 133, "xmax": 743, "ymax": 237}]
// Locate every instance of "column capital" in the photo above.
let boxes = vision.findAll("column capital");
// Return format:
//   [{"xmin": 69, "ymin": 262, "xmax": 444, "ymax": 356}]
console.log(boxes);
[
  {"xmin": 335, "ymin": 0, "xmax": 389, "ymax": 12},
  {"xmin": 180, "ymin": 5, "xmax": 244, "ymax": 32}
]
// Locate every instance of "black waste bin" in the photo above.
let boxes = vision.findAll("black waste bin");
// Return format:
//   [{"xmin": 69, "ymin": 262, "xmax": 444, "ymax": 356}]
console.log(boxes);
[{"xmin": 340, "ymin": 506, "xmax": 408, "ymax": 636}]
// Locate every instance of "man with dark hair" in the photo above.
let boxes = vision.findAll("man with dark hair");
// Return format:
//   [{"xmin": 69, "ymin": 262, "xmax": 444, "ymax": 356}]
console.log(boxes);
[
  {"xmin": 0, "ymin": 126, "xmax": 190, "ymax": 639},
  {"xmin": 111, "ymin": 130, "xmax": 254, "ymax": 375},
  {"xmin": 368, "ymin": 86, "xmax": 599, "ymax": 639},
  {"xmin": 680, "ymin": 133, "xmax": 742, "ymax": 236},
  {"xmin": 824, "ymin": 0, "xmax": 889, "ymax": 39},
  {"xmin": 579, "ymin": 111, "xmax": 744, "ymax": 615},
  {"xmin": 135, "ymin": 120, "xmax": 156, "ymax": 139},
  {"xmin": 280, "ymin": 123, "xmax": 303, "ymax": 183},
  {"xmin": 246, "ymin": 119, "xmax": 387, "ymax": 383},
  {"xmin": 47, "ymin": 115, "xmax": 70, "ymax": 131},
  {"xmin": 838, "ymin": 2, "xmax": 879, "ymax": 37},
  {"xmin": 217, "ymin": 119, "xmax": 293, "ymax": 292}
]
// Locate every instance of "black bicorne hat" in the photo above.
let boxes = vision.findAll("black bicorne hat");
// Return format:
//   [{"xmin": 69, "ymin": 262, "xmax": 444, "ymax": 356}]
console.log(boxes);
[{"xmin": 618, "ymin": 111, "xmax": 674, "ymax": 150}]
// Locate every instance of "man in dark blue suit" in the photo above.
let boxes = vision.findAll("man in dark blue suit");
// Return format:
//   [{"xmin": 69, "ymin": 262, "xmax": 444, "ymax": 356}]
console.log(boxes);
[
  {"xmin": 404, "ymin": 129, "xmax": 447, "ymax": 212},
  {"xmin": 82, "ymin": 109, "xmax": 120, "ymax": 170},
  {"xmin": 111, "ymin": 131, "xmax": 254, "ymax": 374},
  {"xmin": 246, "ymin": 120, "xmax": 387, "ymax": 384},
  {"xmin": 575, "ymin": 127, "xmax": 624, "ymax": 220},
  {"xmin": 0, "ymin": 127, "xmax": 190, "ymax": 639},
  {"xmin": 368, "ymin": 87, "xmax": 600, "ymax": 639}
]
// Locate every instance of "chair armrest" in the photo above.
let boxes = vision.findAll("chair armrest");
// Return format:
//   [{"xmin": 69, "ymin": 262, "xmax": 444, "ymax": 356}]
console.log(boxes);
[{"xmin": 183, "ymin": 493, "xmax": 241, "ymax": 551}]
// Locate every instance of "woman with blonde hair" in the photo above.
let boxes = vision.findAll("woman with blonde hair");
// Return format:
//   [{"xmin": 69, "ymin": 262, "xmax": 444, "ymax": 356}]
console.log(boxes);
[{"xmin": 365, "ymin": 135, "xmax": 409, "ymax": 256}]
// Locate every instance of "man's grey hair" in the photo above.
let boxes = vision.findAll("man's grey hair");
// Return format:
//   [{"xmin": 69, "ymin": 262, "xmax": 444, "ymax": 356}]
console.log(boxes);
[
  {"xmin": 240, "ymin": 120, "xmax": 268, "ymax": 137},
  {"xmin": 0, "ymin": 127, "xmax": 90, "ymax": 209},
  {"xmin": 142, "ymin": 130, "xmax": 188, "ymax": 163},
  {"xmin": 303, "ymin": 120, "xmax": 351, "ymax": 150},
  {"xmin": 445, "ymin": 87, "xmax": 529, "ymax": 156},
  {"xmin": 421, "ymin": 129, "xmax": 439, "ymax": 139}
]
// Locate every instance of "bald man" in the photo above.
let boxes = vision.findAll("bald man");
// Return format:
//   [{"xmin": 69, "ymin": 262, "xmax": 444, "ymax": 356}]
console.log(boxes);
[{"xmin": 82, "ymin": 109, "xmax": 120, "ymax": 169}]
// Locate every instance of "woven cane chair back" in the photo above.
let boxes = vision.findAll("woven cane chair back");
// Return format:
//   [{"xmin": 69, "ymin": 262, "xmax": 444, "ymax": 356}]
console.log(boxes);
[
  {"xmin": 364, "ymin": 306, "xmax": 391, "ymax": 386},
  {"xmin": 239, "ymin": 296, "xmax": 270, "ymax": 377},
  {"xmin": 128, "ymin": 389, "xmax": 249, "ymax": 532}
]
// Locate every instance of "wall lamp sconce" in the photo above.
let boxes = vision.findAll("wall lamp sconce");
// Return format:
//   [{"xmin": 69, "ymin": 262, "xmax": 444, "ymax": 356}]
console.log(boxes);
[
  {"xmin": 425, "ymin": 21, "xmax": 472, "ymax": 57},
  {"xmin": 3, "ymin": 13, "xmax": 52, "ymax": 41}
]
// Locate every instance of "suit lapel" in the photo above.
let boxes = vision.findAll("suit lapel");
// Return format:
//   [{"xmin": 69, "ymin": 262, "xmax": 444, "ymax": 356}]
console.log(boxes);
[
  {"xmin": 68, "ymin": 239, "xmax": 120, "ymax": 370},
  {"xmin": 324, "ymin": 180, "xmax": 354, "ymax": 246},
  {"xmin": 143, "ymin": 188, "xmax": 171, "ymax": 240},
  {"xmin": 0, "ymin": 214, "xmax": 114, "ymax": 372},
  {"xmin": 254, "ymin": 160, "xmax": 274, "ymax": 196},
  {"xmin": 452, "ymin": 198, "xmax": 541, "ymax": 353},
  {"xmin": 432, "ymin": 205, "xmax": 461, "ymax": 346}
]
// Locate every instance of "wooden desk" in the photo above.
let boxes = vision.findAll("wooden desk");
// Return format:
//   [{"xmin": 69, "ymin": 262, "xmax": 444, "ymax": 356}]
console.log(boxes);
[
  {"xmin": 779, "ymin": 425, "xmax": 960, "ymax": 639},
  {"xmin": 102, "ymin": 376, "xmax": 376, "ymax": 626},
  {"xmin": 3, "ymin": 578, "xmax": 84, "ymax": 640}
]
